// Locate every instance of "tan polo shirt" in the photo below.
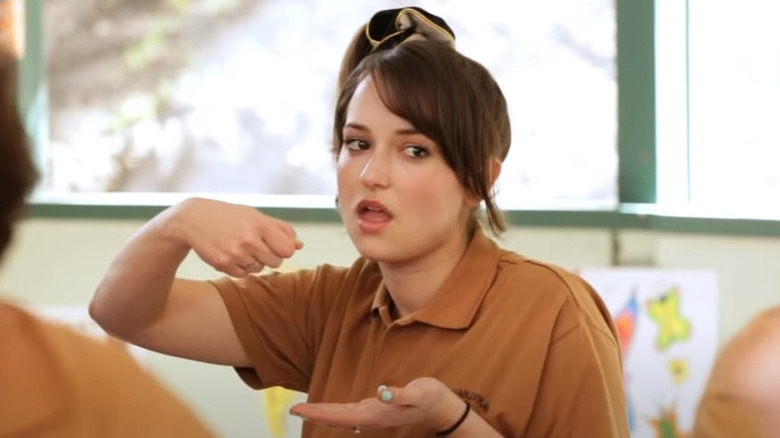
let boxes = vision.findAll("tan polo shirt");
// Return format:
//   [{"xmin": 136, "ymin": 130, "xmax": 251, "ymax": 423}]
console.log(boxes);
[
  {"xmin": 693, "ymin": 307, "xmax": 780, "ymax": 438},
  {"xmin": 214, "ymin": 229, "xmax": 629, "ymax": 437},
  {"xmin": 0, "ymin": 302, "xmax": 218, "ymax": 438}
]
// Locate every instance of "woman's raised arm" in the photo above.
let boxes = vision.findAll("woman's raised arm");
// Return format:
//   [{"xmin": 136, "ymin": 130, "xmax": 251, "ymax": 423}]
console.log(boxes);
[{"xmin": 89, "ymin": 197, "xmax": 302, "ymax": 366}]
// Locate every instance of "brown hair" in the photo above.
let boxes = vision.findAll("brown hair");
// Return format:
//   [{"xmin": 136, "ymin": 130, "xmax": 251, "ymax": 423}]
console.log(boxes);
[
  {"xmin": 333, "ymin": 40, "xmax": 511, "ymax": 235},
  {"xmin": 0, "ymin": 56, "xmax": 39, "ymax": 261},
  {"xmin": 337, "ymin": 26, "xmax": 374, "ymax": 96}
]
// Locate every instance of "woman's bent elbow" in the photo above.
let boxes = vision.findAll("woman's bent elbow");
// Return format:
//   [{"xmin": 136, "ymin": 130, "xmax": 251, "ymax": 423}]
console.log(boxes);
[
  {"xmin": 88, "ymin": 290, "xmax": 130, "ymax": 338},
  {"xmin": 89, "ymin": 294, "xmax": 111, "ymax": 330}
]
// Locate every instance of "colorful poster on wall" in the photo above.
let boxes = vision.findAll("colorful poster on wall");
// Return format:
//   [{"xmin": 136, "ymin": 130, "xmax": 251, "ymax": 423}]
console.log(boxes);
[{"xmin": 578, "ymin": 268, "xmax": 719, "ymax": 438}]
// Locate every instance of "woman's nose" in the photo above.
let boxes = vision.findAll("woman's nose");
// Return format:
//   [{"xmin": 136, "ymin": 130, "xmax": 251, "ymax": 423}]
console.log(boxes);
[{"xmin": 359, "ymin": 153, "xmax": 391, "ymax": 189}]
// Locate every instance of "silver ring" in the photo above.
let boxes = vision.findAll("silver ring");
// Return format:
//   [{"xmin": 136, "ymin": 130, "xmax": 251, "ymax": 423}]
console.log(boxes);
[{"xmin": 352, "ymin": 426, "xmax": 361, "ymax": 434}]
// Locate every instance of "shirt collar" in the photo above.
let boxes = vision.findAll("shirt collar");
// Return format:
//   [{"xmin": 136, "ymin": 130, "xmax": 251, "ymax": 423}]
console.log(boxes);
[{"xmin": 371, "ymin": 227, "xmax": 501, "ymax": 329}]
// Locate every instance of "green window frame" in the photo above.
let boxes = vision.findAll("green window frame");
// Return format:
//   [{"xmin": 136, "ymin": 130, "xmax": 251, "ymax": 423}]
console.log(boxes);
[{"xmin": 17, "ymin": 0, "xmax": 780, "ymax": 237}]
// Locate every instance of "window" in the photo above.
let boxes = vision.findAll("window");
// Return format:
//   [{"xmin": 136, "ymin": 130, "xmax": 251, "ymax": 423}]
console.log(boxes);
[
  {"xmin": 37, "ymin": 0, "xmax": 617, "ymax": 208},
  {"xmin": 657, "ymin": 0, "xmax": 780, "ymax": 218},
  {"xmin": 688, "ymin": 0, "xmax": 780, "ymax": 214}
]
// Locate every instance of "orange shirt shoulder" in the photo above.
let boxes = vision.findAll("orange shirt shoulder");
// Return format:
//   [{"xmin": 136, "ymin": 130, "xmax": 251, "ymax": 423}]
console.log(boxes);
[{"xmin": 0, "ymin": 302, "xmax": 218, "ymax": 438}]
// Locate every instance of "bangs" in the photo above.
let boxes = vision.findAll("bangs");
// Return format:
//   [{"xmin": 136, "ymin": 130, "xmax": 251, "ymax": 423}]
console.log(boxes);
[
  {"xmin": 370, "ymin": 72, "xmax": 442, "ymax": 141},
  {"xmin": 362, "ymin": 48, "xmax": 457, "ymax": 161}
]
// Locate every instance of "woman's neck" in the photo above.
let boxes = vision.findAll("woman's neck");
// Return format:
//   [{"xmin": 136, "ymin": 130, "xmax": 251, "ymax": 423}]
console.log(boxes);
[{"xmin": 378, "ymin": 229, "xmax": 472, "ymax": 319}]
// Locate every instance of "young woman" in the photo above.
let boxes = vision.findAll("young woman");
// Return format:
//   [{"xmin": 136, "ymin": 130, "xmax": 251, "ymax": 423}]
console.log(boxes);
[{"xmin": 90, "ymin": 7, "xmax": 629, "ymax": 437}]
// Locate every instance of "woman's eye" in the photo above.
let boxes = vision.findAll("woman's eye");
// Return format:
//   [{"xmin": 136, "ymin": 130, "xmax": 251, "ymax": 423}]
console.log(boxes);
[
  {"xmin": 344, "ymin": 138, "xmax": 369, "ymax": 151},
  {"xmin": 403, "ymin": 145, "xmax": 429, "ymax": 158}
]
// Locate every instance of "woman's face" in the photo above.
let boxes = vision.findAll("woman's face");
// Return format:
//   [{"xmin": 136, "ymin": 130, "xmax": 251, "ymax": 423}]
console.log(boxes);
[{"xmin": 336, "ymin": 76, "xmax": 478, "ymax": 264}]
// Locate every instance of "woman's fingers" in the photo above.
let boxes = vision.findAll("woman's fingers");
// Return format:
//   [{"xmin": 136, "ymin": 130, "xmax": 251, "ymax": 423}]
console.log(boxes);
[
  {"xmin": 289, "ymin": 399, "xmax": 392, "ymax": 432},
  {"xmin": 239, "ymin": 257, "xmax": 265, "ymax": 274},
  {"xmin": 290, "ymin": 378, "xmax": 461, "ymax": 432},
  {"xmin": 223, "ymin": 263, "xmax": 253, "ymax": 278},
  {"xmin": 262, "ymin": 225, "xmax": 300, "ymax": 260},
  {"xmin": 376, "ymin": 378, "xmax": 435, "ymax": 406},
  {"xmin": 374, "ymin": 378, "xmax": 467, "ymax": 432},
  {"xmin": 377, "ymin": 385, "xmax": 398, "ymax": 404},
  {"xmin": 244, "ymin": 220, "xmax": 303, "ymax": 270},
  {"xmin": 175, "ymin": 198, "xmax": 302, "ymax": 275},
  {"xmin": 277, "ymin": 220, "xmax": 304, "ymax": 249}
]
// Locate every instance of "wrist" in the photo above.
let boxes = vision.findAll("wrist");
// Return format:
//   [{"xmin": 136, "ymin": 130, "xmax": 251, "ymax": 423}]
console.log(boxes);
[
  {"xmin": 435, "ymin": 401, "xmax": 470, "ymax": 436},
  {"xmin": 431, "ymin": 392, "xmax": 470, "ymax": 434},
  {"xmin": 157, "ymin": 199, "xmax": 196, "ymax": 246}
]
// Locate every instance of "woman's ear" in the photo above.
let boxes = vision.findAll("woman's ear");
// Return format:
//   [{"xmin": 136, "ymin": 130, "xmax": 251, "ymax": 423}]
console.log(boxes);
[
  {"xmin": 465, "ymin": 157, "xmax": 503, "ymax": 208},
  {"xmin": 488, "ymin": 157, "xmax": 503, "ymax": 186},
  {"xmin": 465, "ymin": 191, "xmax": 481, "ymax": 208}
]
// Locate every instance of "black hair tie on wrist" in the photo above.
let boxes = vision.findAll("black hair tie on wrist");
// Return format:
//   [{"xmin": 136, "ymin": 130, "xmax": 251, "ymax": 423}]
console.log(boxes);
[
  {"xmin": 365, "ymin": 6, "xmax": 455, "ymax": 53},
  {"xmin": 436, "ymin": 402, "xmax": 470, "ymax": 437}
]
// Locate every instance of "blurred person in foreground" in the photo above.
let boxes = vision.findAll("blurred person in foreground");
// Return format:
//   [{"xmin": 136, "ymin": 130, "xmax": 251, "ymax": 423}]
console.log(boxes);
[
  {"xmin": 693, "ymin": 307, "xmax": 780, "ymax": 437},
  {"xmin": 0, "ymin": 54, "xmax": 218, "ymax": 437}
]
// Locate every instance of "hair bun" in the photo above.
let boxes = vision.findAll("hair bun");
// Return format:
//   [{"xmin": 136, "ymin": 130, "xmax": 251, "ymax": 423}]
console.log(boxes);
[{"xmin": 365, "ymin": 7, "xmax": 455, "ymax": 52}]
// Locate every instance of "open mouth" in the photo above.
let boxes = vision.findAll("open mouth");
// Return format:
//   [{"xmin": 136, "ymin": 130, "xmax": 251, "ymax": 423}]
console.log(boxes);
[{"xmin": 356, "ymin": 199, "xmax": 393, "ymax": 230}]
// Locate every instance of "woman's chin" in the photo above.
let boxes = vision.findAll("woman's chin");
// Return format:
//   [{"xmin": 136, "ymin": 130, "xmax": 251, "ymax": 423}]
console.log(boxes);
[
  {"xmin": 349, "ymin": 239, "xmax": 403, "ymax": 263},
  {"xmin": 345, "ymin": 222, "xmax": 409, "ymax": 262},
  {"xmin": 352, "ymin": 242, "xmax": 391, "ymax": 261}
]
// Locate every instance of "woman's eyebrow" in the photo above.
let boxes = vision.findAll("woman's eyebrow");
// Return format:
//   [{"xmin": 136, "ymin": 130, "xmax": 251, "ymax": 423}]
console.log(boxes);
[
  {"xmin": 343, "ymin": 122, "xmax": 369, "ymax": 132},
  {"xmin": 344, "ymin": 123, "xmax": 422, "ymax": 137},
  {"xmin": 394, "ymin": 128, "xmax": 422, "ymax": 136}
]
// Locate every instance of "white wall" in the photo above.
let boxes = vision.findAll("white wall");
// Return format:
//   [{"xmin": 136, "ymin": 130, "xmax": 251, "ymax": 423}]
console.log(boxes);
[{"xmin": 1, "ymin": 218, "xmax": 778, "ymax": 437}]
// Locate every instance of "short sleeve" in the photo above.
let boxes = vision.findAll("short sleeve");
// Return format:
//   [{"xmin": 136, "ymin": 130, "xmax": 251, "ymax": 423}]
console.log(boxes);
[
  {"xmin": 211, "ymin": 266, "xmax": 347, "ymax": 391},
  {"xmin": 523, "ymin": 299, "xmax": 630, "ymax": 437}
]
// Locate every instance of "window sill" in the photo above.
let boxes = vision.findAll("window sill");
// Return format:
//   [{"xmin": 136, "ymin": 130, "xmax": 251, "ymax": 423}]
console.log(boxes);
[{"xmin": 27, "ymin": 193, "xmax": 780, "ymax": 238}]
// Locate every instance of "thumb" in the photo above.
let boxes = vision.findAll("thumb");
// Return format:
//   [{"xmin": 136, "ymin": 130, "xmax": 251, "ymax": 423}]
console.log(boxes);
[
  {"xmin": 376, "ymin": 384, "xmax": 415, "ymax": 406},
  {"xmin": 377, "ymin": 384, "xmax": 396, "ymax": 404}
]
